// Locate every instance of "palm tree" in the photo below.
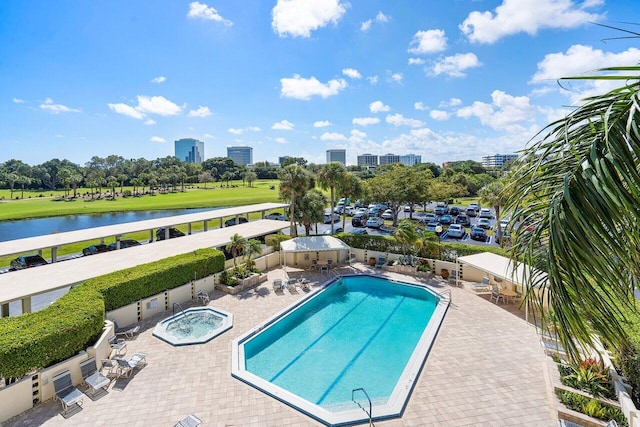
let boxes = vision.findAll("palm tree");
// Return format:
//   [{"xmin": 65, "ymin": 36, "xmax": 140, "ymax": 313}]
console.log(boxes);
[
  {"xmin": 336, "ymin": 172, "xmax": 363, "ymax": 230},
  {"xmin": 226, "ymin": 233, "xmax": 247, "ymax": 268},
  {"xmin": 394, "ymin": 220, "xmax": 418, "ymax": 255},
  {"xmin": 478, "ymin": 180, "xmax": 507, "ymax": 244},
  {"xmin": 296, "ymin": 189, "xmax": 328, "ymax": 236},
  {"xmin": 506, "ymin": 65, "xmax": 640, "ymax": 361},
  {"xmin": 317, "ymin": 162, "xmax": 346, "ymax": 234},
  {"xmin": 244, "ymin": 239, "xmax": 263, "ymax": 270},
  {"xmin": 278, "ymin": 164, "xmax": 310, "ymax": 237}
]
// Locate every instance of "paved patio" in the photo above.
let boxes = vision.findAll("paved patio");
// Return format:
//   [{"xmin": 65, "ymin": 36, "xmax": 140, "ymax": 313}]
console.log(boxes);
[{"xmin": 6, "ymin": 264, "xmax": 557, "ymax": 427}]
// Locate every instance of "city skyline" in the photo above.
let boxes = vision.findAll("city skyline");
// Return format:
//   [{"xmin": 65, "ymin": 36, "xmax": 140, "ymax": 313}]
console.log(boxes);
[{"xmin": 2, "ymin": 1, "xmax": 638, "ymax": 166}]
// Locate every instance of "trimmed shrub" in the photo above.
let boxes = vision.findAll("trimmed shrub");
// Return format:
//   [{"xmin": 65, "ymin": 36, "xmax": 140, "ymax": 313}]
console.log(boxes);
[
  {"xmin": 0, "ymin": 248, "xmax": 225, "ymax": 379},
  {"xmin": 265, "ymin": 233, "xmax": 291, "ymax": 250},
  {"xmin": 557, "ymin": 391, "xmax": 627, "ymax": 426}
]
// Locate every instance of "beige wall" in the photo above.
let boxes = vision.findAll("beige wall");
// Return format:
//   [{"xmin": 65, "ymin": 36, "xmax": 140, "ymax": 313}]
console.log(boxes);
[{"xmin": 0, "ymin": 376, "xmax": 33, "ymax": 423}]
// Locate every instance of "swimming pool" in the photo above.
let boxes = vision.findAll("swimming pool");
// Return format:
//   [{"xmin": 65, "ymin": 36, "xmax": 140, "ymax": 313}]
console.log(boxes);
[
  {"xmin": 231, "ymin": 274, "xmax": 449, "ymax": 426},
  {"xmin": 153, "ymin": 307, "xmax": 233, "ymax": 346}
]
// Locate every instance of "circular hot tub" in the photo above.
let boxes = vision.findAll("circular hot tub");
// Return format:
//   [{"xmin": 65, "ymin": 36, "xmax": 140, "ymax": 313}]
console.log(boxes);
[{"xmin": 153, "ymin": 307, "xmax": 233, "ymax": 346}]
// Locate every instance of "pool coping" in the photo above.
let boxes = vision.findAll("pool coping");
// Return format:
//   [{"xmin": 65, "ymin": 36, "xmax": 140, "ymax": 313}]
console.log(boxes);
[
  {"xmin": 152, "ymin": 307, "xmax": 233, "ymax": 346},
  {"xmin": 231, "ymin": 273, "xmax": 450, "ymax": 426}
]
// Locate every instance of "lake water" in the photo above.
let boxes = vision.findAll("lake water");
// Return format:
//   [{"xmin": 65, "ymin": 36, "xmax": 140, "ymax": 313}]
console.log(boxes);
[{"xmin": 0, "ymin": 208, "xmax": 218, "ymax": 242}]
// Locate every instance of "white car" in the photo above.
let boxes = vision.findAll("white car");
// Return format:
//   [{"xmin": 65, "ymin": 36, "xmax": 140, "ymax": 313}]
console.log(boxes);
[
  {"xmin": 344, "ymin": 206, "xmax": 356, "ymax": 216},
  {"xmin": 499, "ymin": 217, "xmax": 510, "ymax": 229},
  {"xmin": 264, "ymin": 212, "xmax": 287, "ymax": 221},
  {"xmin": 447, "ymin": 224, "xmax": 465, "ymax": 239},
  {"xmin": 479, "ymin": 208, "xmax": 492, "ymax": 219},
  {"xmin": 366, "ymin": 216, "xmax": 384, "ymax": 228},
  {"xmin": 477, "ymin": 218, "xmax": 491, "ymax": 229},
  {"xmin": 381, "ymin": 209, "xmax": 394, "ymax": 220}
]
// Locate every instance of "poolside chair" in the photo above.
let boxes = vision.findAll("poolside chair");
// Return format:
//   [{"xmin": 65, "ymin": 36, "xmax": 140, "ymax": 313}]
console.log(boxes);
[
  {"xmin": 310, "ymin": 259, "xmax": 318, "ymax": 271},
  {"xmin": 100, "ymin": 359, "xmax": 118, "ymax": 379},
  {"xmin": 375, "ymin": 256, "xmax": 386, "ymax": 268},
  {"xmin": 447, "ymin": 270, "xmax": 460, "ymax": 287},
  {"xmin": 489, "ymin": 284, "xmax": 504, "ymax": 304},
  {"xmin": 470, "ymin": 276, "xmax": 491, "ymax": 292},
  {"xmin": 79, "ymin": 357, "xmax": 110, "ymax": 398},
  {"xmin": 174, "ymin": 413, "xmax": 202, "ymax": 427},
  {"xmin": 272, "ymin": 279, "xmax": 283, "ymax": 291},
  {"xmin": 109, "ymin": 335, "xmax": 127, "ymax": 357},
  {"xmin": 286, "ymin": 278, "xmax": 298, "ymax": 291},
  {"xmin": 110, "ymin": 319, "xmax": 141, "ymax": 339},
  {"xmin": 558, "ymin": 419, "xmax": 584, "ymax": 427},
  {"xmin": 196, "ymin": 290, "xmax": 210, "ymax": 305},
  {"xmin": 348, "ymin": 253, "xmax": 357, "ymax": 266},
  {"xmin": 298, "ymin": 277, "xmax": 310, "ymax": 291},
  {"xmin": 52, "ymin": 370, "xmax": 83, "ymax": 416},
  {"xmin": 115, "ymin": 352, "xmax": 147, "ymax": 378}
]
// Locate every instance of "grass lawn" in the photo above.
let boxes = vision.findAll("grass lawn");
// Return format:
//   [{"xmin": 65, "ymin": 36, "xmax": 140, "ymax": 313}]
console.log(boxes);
[{"xmin": 0, "ymin": 179, "xmax": 281, "ymax": 221}]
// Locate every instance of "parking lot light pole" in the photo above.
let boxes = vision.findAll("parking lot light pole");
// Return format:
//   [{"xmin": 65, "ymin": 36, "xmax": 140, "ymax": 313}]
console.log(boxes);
[{"xmin": 435, "ymin": 225, "xmax": 443, "ymax": 260}]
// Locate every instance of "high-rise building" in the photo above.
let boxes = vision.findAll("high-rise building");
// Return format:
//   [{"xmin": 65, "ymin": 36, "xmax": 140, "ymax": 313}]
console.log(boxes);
[
  {"xmin": 379, "ymin": 153, "xmax": 400, "ymax": 166},
  {"xmin": 400, "ymin": 154, "xmax": 422, "ymax": 166},
  {"xmin": 227, "ymin": 146, "xmax": 253, "ymax": 166},
  {"xmin": 174, "ymin": 138, "xmax": 204, "ymax": 164},
  {"xmin": 481, "ymin": 153, "xmax": 518, "ymax": 168},
  {"xmin": 326, "ymin": 149, "xmax": 346, "ymax": 165},
  {"xmin": 278, "ymin": 156, "xmax": 291, "ymax": 165},
  {"xmin": 357, "ymin": 153, "xmax": 378, "ymax": 167}
]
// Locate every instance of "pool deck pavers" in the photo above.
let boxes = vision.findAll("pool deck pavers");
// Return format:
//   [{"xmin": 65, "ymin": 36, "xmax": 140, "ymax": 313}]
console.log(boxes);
[{"xmin": 6, "ymin": 264, "xmax": 558, "ymax": 427}]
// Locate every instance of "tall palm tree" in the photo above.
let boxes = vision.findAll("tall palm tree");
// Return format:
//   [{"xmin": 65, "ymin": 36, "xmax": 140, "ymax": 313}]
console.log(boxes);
[
  {"xmin": 506, "ymin": 65, "xmax": 640, "ymax": 360},
  {"xmin": 317, "ymin": 162, "xmax": 346, "ymax": 234},
  {"xmin": 478, "ymin": 180, "xmax": 507, "ymax": 242},
  {"xmin": 394, "ymin": 220, "xmax": 418, "ymax": 255},
  {"xmin": 336, "ymin": 172, "xmax": 363, "ymax": 230},
  {"xmin": 296, "ymin": 189, "xmax": 328, "ymax": 236},
  {"xmin": 226, "ymin": 233, "xmax": 247, "ymax": 268},
  {"xmin": 278, "ymin": 164, "xmax": 310, "ymax": 237},
  {"xmin": 244, "ymin": 239, "xmax": 263, "ymax": 270}
]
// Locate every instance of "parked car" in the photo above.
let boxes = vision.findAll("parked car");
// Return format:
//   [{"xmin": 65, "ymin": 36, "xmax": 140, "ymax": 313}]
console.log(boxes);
[
  {"xmin": 323, "ymin": 213, "xmax": 341, "ymax": 224},
  {"xmin": 108, "ymin": 239, "xmax": 141, "ymax": 250},
  {"xmin": 366, "ymin": 216, "xmax": 385, "ymax": 228},
  {"xmin": 434, "ymin": 206, "xmax": 448, "ymax": 215},
  {"xmin": 82, "ymin": 243, "xmax": 109, "ymax": 256},
  {"xmin": 495, "ymin": 229, "xmax": 511, "ymax": 245},
  {"xmin": 323, "ymin": 227, "xmax": 344, "ymax": 235},
  {"xmin": 9, "ymin": 254, "xmax": 48, "ymax": 271},
  {"xmin": 368, "ymin": 206, "xmax": 383, "ymax": 217},
  {"xmin": 344, "ymin": 206, "xmax": 356, "ymax": 216},
  {"xmin": 424, "ymin": 222, "xmax": 443, "ymax": 234},
  {"xmin": 333, "ymin": 205, "xmax": 344, "ymax": 214},
  {"xmin": 479, "ymin": 208, "xmax": 492, "ymax": 219},
  {"xmin": 403, "ymin": 204, "xmax": 415, "ymax": 212},
  {"xmin": 449, "ymin": 206, "xmax": 460, "ymax": 216},
  {"xmin": 264, "ymin": 212, "xmax": 287, "ymax": 221},
  {"xmin": 469, "ymin": 202, "xmax": 480, "ymax": 212},
  {"xmin": 356, "ymin": 207, "xmax": 368, "ymax": 215},
  {"xmin": 350, "ymin": 229, "xmax": 368, "ymax": 235},
  {"xmin": 499, "ymin": 218, "xmax": 510, "ymax": 230},
  {"xmin": 447, "ymin": 224, "xmax": 465, "ymax": 239},
  {"xmin": 418, "ymin": 213, "xmax": 437, "ymax": 224},
  {"xmin": 224, "ymin": 217, "xmax": 249, "ymax": 227},
  {"xmin": 466, "ymin": 207, "xmax": 477, "ymax": 217},
  {"xmin": 470, "ymin": 226, "xmax": 487, "ymax": 242},
  {"xmin": 440, "ymin": 214, "xmax": 452, "ymax": 225},
  {"xmin": 352, "ymin": 212, "xmax": 369, "ymax": 227},
  {"xmin": 456, "ymin": 214, "xmax": 470, "ymax": 226},
  {"xmin": 477, "ymin": 218, "xmax": 491, "ymax": 229},
  {"xmin": 381, "ymin": 209, "xmax": 394, "ymax": 220},
  {"xmin": 156, "ymin": 227, "xmax": 186, "ymax": 240}
]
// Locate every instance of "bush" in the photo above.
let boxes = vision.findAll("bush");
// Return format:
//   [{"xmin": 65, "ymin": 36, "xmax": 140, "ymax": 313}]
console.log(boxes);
[
  {"xmin": 557, "ymin": 391, "xmax": 627, "ymax": 426},
  {"xmin": 0, "ymin": 248, "xmax": 225, "ymax": 379},
  {"xmin": 265, "ymin": 233, "xmax": 292, "ymax": 250},
  {"xmin": 559, "ymin": 358, "xmax": 614, "ymax": 399}
]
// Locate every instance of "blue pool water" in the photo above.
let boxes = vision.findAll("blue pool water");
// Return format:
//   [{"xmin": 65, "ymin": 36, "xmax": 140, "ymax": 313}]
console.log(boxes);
[
  {"xmin": 153, "ymin": 307, "xmax": 233, "ymax": 346},
  {"xmin": 243, "ymin": 275, "xmax": 439, "ymax": 410}
]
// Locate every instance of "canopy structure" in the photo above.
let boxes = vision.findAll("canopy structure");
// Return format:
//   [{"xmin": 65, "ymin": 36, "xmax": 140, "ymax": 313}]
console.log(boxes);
[
  {"xmin": 457, "ymin": 252, "xmax": 547, "ymax": 290},
  {"xmin": 280, "ymin": 236, "xmax": 351, "ymax": 271}
]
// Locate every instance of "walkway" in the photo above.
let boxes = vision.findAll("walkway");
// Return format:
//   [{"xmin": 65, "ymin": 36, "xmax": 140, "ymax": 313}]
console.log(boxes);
[{"xmin": 6, "ymin": 264, "xmax": 557, "ymax": 426}]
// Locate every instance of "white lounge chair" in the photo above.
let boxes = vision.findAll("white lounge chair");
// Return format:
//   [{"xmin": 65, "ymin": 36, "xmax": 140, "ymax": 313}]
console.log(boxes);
[
  {"xmin": 286, "ymin": 278, "xmax": 298, "ymax": 291},
  {"xmin": 110, "ymin": 319, "xmax": 141, "ymax": 339},
  {"xmin": 115, "ymin": 352, "xmax": 147, "ymax": 378},
  {"xmin": 298, "ymin": 277, "xmax": 310, "ymax": 291},
  {"xmin": 174, "ymin": 414, "xmax": 202, "ymax": 427},
  {"xmin": 79, "ymin": 357, "xmax": 110, "ymax": 398},
  {"xmin": 196, "ymin": 290, "xmax": 210, "ymax": 305},
  {"xmin": 375, "ymin": 257, "xmax": 386, "ymax": 268},
  {"xmin": 489, "ymin": 284, "xmax": 504, "ymax": 304},
  {"xmin": 109, "ymin": 335, "xmax": 127, "ymax": 357},
  {"xmin": 272, "ymin": 279, "xmax": 283, "ymax": 291},
  {"xmin": 470, "ymin": 276, "xmax": 491, "ymax": 292},
  {"xmin": 52, "ymin": 370, "xmax": 83, "ymax": 416}
]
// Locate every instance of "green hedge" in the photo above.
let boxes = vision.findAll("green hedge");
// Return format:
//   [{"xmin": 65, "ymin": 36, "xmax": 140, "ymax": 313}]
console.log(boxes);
[
  {"xmin": 0, "ymin": 248, "xmax": 225, "ymax": 379},
  {"xmin": 265, "ymin": 233, "xmax": 292, "ymax": 250}
]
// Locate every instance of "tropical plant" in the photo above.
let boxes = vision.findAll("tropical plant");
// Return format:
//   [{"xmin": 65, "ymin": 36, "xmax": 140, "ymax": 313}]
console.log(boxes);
[
  {"xmin": 226, "ymin": 233, "xmax": 247, "ymax": 268},
  {"xmin": 336, "ymin": 172, "xmax": 364, "ymax": 230},
  {"xmin": 244, "ymin": 238, "xmax": 262, "ymax": 270},
  {"xmin": 394, "ymin": 219, "xmax": 418, "ymax": 255},
  {"xmin": 505, "ymin": 64, "xmax": 640, "ymax": 361},
  {"xmin": 278, "ymin": 164, "xmax": 311, "ymax": 237},
  {"xmin": 295, "ymin": 188, "xmax": 327, "ymax": 235},
  {"xmin": 317, "ymin": 162, "xmax": 346, "ymax": 234},
  {"xmin": 478, "ymin": 180, "xmax": 506, "ymax": 239}
]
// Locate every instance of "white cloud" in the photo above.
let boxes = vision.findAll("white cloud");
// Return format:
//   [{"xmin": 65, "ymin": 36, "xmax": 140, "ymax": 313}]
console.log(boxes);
[
  {"xmin": 229, "ymin": 128, "xmax": 243, "ymax": 135},
  {"xmin": 144, "ymin": 119, "xmax": 156, "ymax": 125},
  {"xmin": 408, "ymin": 58, "xmax": 425, "ymax": 65},
  {"xmin": 188, "ymin": 106, "xmax": 211, "ymax": 117},
  {"xmin": 280, "ymin": 74, "xmax": 347, "ymax": 100},
  {"xmin": 448, "ymin": 98, "xmax": 462, "ymax": 106},
  {"xmin": 108, "ymin": 103, "xmax": 144, "ymax": 119},
  {"xmin": 274, "ymin": 137, "xmax": 288, "ymax": 144},
  {"xmin": 408, "ymin": 29, "xmax": 447, "ymax": 55},
  {"xmin": 385, "ymin": 113, "xmax": 425, "ymax": 128},
  {"xmin": 12, "ymin": 98, "xmax": 24, "ymax": 103},
  {"xmin": 460, "ymin": 0, "xmax": 603, "ymax": 44},
  {"xmin": 40, "ymin": 98, "xmax": 81, "ymax": 114},
  {"xmin": 342, "ymin": 68, "xmax": 362, "ymax": 79},
  {"xmin": 272, "ymin": 119, "xmax": 295, "ymax": 130},
  {"xmin": 320, "ymin": 132, "xmax": 347, "ymax": 141},
  {"xmin": 352, "ymin": 117, "xmax": 380, "ymax": 126},
  {"xmin": 350, "ymin": 129, "xmax": 367, "ymax": 140},
  {"xmin": 151, "ymin": 76, "xmax": 166, "ymax": 83},
  {"xmin": 271, "ymin": 0, "xmax": 347, "ymax": 38},
  {"xmin": 367, "ymin": 76, "xmax": 378, "ymax": 85},
  {"xmin": 313, "ymin": 120, "xmax": 332, "ymax": 127},
  {"xmin": 360, "ymin": 11, "xmax": 389, "ymax": 31},
  {"xmin": 390, "ymin": 73, "xmax": 403, "ymax": 83},
  {"xmin": 414, "ymin": 102, "xmax": 427, "ymax": 111},
  {"xmin": 430, "ymin": 110, "xmax": 450, "ymax": 121},
  {"xmin": 429, "ymin": 53, "xmax": 481, "ymax": 77},
  {"xmin": 150, "ymin": 136, "xmax": 166, "ymax": 143},
  {"xmin": 136, "ymin": 95, "xmax": 183, "ymax": 116},
  {"xmin": 369, "ymin": 100, "xmax": 390, "ymax": 113},
  {"xmin": 203, "ymin": 133, "xmax": 214, "ymax": 139},
  {"xmin": 55, "ymin": 134, "xmax": 64, "ymax": 138},
  {"xmin": 187, "ymin": 1, "xmax": 233, "ymax": 26},
  {"xmin": 530, "ymin": 45, "xmax": 640, "ymax": 102},
  {"xmin": 456, "ymin": 90, "xmax": 536, "ymax": 133},
  {"xmin": 229, "ymin": 126, "xmax": 261, "ymax": 135}
]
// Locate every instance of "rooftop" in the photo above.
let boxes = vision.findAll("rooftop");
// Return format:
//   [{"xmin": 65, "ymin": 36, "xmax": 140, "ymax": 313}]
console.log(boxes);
[{"xmin": 6, "ymin": 264, "xmax": 557, "ymax": 426}]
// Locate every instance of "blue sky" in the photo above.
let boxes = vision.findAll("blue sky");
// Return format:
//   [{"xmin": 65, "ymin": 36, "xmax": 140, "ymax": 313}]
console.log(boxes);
[{"xmin": 2, "ymin": 0, "xmax": 639, "ymax": 166}]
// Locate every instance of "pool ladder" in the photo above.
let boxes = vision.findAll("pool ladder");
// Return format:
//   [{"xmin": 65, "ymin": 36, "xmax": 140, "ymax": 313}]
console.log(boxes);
[
  {"xmin": 172, "ymin": 302, "xmax": 191, "ymax": 323},
  {"xmin": 352, "ymin": 387, "xmax": 373, "ymax": 426}
]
